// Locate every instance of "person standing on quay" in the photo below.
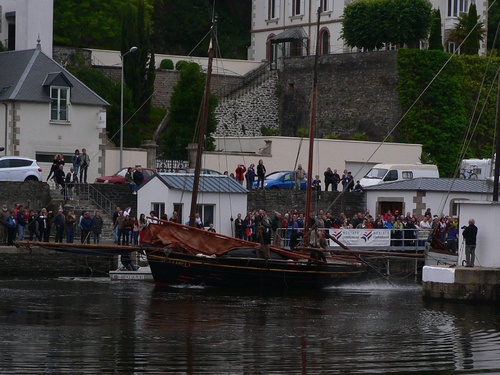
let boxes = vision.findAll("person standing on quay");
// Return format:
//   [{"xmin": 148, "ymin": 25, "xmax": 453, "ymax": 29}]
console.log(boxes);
[
  {"xmin": 79, "ymin": 148, "xmax": 90, "ymax": 183},
  {"xmin": 462, "ymin": 219, "xmax": 478, "ymax": 267},
  {"xmin": 256, "ymin": 159, "xmax": 266, "ymax": 189},
  {"xmin": 235, "ymin": 164, "xmax": 246, "ymax": 185}
]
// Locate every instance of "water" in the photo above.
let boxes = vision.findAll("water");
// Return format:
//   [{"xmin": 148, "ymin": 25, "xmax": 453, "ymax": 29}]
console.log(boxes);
[{"xmin": 1, "ymin": 278, "xmax": 500, "ymax": 374}]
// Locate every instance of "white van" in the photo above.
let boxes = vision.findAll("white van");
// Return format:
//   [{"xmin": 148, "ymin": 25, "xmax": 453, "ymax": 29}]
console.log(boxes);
[{"xmin": 360, "ymin": 163, "xmax": 439, "ymax": 187}]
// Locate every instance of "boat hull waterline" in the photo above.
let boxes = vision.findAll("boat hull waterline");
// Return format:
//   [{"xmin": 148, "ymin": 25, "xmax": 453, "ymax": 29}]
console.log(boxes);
[{"xmin": 147, "ymin": 250, "xmax": 367, "ymax": 289}]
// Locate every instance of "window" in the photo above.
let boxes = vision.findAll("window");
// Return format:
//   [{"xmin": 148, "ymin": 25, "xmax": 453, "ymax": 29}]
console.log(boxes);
[
  {"xmin": 402, "ymin": 171, "xmax": 414, "ymax": 180},
  {"xmin": 447, "ymin": 0, "xmax": 469, "ymax": 17},
  {"xmin": 151, "ymin": 202, "xmax": 165, "ymax": 219},
  {"xmin": 289, "ymin": 0, "xmax": 304, "ymax": 16},
  {"xmin": 196, "ymin": 204, "xmax": 215, "ymax": 227},
  {"xmin": 319, "ymin": 0, "xmax": 333, "ymax": 13},
  {"xmin": 320, "ymin": 28, "xmax": 330, "ymax": 54},
  {"xmin": 265, "ymin": 0, "xmax": 280, "ymax": 20},
  {"xmin": 384, "ymin": 170, "xmax": 398, "ymax": 182},
  {"xmin": 50, "ymin": 87, "xmax": 70, "ymax": 121}
]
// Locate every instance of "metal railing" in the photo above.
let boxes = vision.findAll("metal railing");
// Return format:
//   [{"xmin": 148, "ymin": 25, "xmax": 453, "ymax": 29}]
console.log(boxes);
[
  {"xmin": 74, "ymin": 183, "xmax": 117, "ymax": 217},
  {"xmin": 242, "ymin": 227, "xmax": 433, "ymax": 251}
]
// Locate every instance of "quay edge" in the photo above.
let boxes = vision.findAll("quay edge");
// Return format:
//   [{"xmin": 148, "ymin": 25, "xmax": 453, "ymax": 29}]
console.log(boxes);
[{"xmin": 422, "ymin": 265, "xmax": 500, "ymax": 302}]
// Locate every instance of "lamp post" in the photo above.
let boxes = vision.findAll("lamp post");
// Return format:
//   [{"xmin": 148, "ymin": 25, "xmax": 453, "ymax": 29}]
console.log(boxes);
[{"xmin": 120, "ymin": 46, "xmax": 138, "ymax": 170}]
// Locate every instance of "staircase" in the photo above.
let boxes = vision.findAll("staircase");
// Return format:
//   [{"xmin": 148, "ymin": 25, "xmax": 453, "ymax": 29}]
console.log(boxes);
[{"xmin": 48, "ymin": 184, "xmax": 116, "ymax": 244}]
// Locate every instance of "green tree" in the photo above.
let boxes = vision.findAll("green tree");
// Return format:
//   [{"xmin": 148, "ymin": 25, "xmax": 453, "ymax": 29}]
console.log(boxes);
[
  {"xmin": 151, "ymin": 0, "xmax": 251, "ymax": 59},
  {"xmin": 428, "ymin": 9, "xmax": 443, "ymax": 50},
  {"xmin": 121, "ymin": 0, "xmax": 156, "ymax": 146},
  {"xmin": 463, "ymin": 3, "xmax": 480, "ymax": 55},
  {"xmin": 449, "ymin": 7, "xmax": 485, "ymax": 55},
  {"xmin": 342, "ymin": 0, "xmax": 431, "ymax": 50},
  {"xmin": 397, "ymin": 49, "xmax": 467, "ymax": 177},
  {"xmin": 53, "ymin": 0, "xmax": 129, "ymax": 49},
  {"xmin": 388, "ymin": 0, "xmax": 432, "ymax": 48},
  {"xmin": 487, "ymin": 0, "xmax": 500, "ymax": 50},
  {"xmin": 160, "ymin": 63, "xmax": 217, "ymax": 160}
]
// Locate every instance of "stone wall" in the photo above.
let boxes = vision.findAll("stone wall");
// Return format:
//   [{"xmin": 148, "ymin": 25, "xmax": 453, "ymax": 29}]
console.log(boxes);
[
  {"xmin": 213, "ymin": 72, "xmax": 280, "ymax": 137},
  {"xmin": 94, "ymin": 66, "xmax": 243, "ymax": 109},
  {"xmin": 0, "ymin": 182, "xmax": 51, "ymax": 211},
  {"xmin": 0, "ymin": 247, "xmax": 115, "ymax": 277},
  {"xmin": 247, "ymin": 190, "xmax": 367, "ymax": 217},
  {"xmin": 279, "ymin": 51, "xmax": 402, "ymax": 139}
]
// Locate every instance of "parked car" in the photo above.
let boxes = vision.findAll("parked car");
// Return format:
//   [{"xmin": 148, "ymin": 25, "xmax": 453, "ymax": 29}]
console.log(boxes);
[
  {"xmin": 95, "ymin": 167, "xmax": 156, "ymax": 184},
  {"xmin": 0, "ymin": 156, "xmax": 42, "ymax": 182},
  {"xmin": 253, "ymin": 171, "xmax": 307, "ymax": 190}
]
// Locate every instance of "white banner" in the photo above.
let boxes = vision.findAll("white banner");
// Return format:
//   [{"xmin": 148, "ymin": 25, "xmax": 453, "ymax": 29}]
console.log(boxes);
[{"xmin": 328, "ymin": 228, "xmax": 391, "ymax": 247}]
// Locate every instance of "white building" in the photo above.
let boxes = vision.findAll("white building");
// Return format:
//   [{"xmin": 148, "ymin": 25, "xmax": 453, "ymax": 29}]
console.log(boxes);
[
  {"xmin": 0, "ymin": 0, "xmax": 53, "ymax": 57},
  {"xmin": 0, "ymin": 47, "xmax": 108, "ymax": 181},
  {"xmin": 137, "ymin": 174, "xmax": 248, "ymax": 237},
  {"xmin": 250, "ymin": 0, "xmax": 487, "ymax": 63},
  {"xmin": 364, "ymin": 177, "xmax": 494, "ymax": 218}
]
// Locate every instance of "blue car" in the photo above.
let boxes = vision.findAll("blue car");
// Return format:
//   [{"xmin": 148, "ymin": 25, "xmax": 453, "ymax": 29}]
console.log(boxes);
[{"xmin": 254, "ymin": 171, "xmax": 307, "ymax": 190}]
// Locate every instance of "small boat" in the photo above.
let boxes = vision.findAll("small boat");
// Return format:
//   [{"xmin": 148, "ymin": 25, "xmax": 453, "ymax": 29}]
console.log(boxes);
[
  {"xmin": 109, "ymin": 253, "xmax": 153, "ymax": 281},
  {"xmin": 142, "ymin": 12, "xmax": 368, "ymax": 289}
]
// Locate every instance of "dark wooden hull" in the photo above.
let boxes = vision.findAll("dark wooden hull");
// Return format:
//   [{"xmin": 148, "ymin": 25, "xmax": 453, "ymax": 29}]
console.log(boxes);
[{"xmin": 147, "ymin": 250, "xmax": 367, "ymax": 289}]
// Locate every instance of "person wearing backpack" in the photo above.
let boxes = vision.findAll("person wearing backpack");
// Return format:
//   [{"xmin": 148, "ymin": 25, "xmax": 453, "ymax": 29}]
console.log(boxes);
[{"xmin": 6, "ymin": 211, "xmax": 17, "ymax": 246}]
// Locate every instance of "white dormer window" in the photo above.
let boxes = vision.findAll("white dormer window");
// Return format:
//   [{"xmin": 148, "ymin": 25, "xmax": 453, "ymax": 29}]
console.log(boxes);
[
  {"xmin": 447, "ymin": 0, "xmax": 469, "ymax": 17},
  {"xmin": 50, "ymin": 87, "xmax": 70, "ymax": 121}
]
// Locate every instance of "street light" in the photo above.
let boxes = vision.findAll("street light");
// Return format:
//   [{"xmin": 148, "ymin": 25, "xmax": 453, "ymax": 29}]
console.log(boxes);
[{"xmin": 120, "ymin": 46, "xmax": 138, "ymax": 170}]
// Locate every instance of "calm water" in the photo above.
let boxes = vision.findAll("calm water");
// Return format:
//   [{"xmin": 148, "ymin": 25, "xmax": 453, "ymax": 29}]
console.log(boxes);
[{"xmin": 1, "ymin": 278, "xmax": 500, "ymax": 374}]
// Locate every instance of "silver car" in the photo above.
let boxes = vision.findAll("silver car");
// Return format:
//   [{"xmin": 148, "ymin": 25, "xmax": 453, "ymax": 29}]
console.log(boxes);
[{"xmin": 0, "ymin": 156, "xmax": 43, "ymax": 181}]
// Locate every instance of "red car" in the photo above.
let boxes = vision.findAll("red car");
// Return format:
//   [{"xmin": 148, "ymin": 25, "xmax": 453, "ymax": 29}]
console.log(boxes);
[{"xmin": 94, "ymin": 167, "xmax": 156, "ymax": 184}]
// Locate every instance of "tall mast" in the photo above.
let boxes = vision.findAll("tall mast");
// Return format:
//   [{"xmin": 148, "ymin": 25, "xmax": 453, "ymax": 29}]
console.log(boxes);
[
  {"xmin": 303, "ymin": 7, "xmax": 321, "ymax": 245},
  {"xmin": 189, "ymin": 16, "xmax": 216, "ymax": 227}
]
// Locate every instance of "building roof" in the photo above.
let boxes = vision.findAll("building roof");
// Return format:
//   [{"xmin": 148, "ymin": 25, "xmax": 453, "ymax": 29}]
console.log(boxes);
[
  {"xmin": 364, "ymin": 177, "xmax": 494, "ymax": 193},
  {"xmin": 153, "ymin": 173, "xmax": 248, "ymax": 194},
  {"xmin": 270, "ymin": 27, "xmax": 308, "ymax": 43},
  {"xmin": 0, "ymin": 48, "xmax": 108, "ymax": 106}
]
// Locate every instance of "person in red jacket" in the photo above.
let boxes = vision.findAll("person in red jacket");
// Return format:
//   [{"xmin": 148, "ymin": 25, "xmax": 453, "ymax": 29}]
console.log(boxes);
[{"xmin": 235, "ymin": 164, "xmax": 246, "ymax": 185}]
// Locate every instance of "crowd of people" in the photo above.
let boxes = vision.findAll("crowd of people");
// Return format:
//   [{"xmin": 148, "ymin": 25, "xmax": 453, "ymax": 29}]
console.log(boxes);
[
  {"xmin": 45, "ymin": 149, "xmax": 90, "ymax": 200},
  {"xmin": 0, "ymin": 204, "xmax": 105, "ymax": 245},
  {"xmin": 231, "ymin": 206, "xmax": 469, "ymax": 251},
  {"xmin": 229, "ymin": 161, "xmax": 363, "ymax": 192}
]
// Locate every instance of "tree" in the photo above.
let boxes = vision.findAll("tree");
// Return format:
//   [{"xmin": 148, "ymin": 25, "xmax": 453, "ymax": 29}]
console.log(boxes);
[
  {"xmin": 463, "ymin": 3, "xmax": 481, "ymax": 55},
  {"xmin": 342, "ymin": 0, "xmax": 432, "ymax": 50},
  {"xmin": 487, "ymin": 0, "xmax": 500, "ymax": 50},
  {"xmin": 449, "ymin": 5, "xmax": 485, "ymax": 55},
  {"xmin": 53, "ymin": 0, "xmax": 128, "ymax": 49},
  {"xmin": 160, "ymin": 63, "xmax": 217, "ymax": 160},
  {"xmin": 121, "ymin": 0, "xmax": 156, "ymax": 147},
  {"xmin": 397, "ymin": 49, "xmax": 467, "ymax": 177},
  {"xmin": 428, "ymin": 9, "xmax": 443, "ymax": 50}
]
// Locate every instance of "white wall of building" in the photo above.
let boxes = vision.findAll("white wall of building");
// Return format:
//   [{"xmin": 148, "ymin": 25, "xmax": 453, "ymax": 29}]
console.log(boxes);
[
  {"xmin": 365, "ymin": 189, "xmax": 493, "ymax": 218},
  {"xmin": 458, "ymin": 201, "xmax": 500, "ymax": 268},
  {"xmin": 0, "ymin": 0, "xmax": 53, "ymax": 56},
  {"xmin": 90, "ymin": 49, "xmax": 263, "ymax": 77},
  {"xmin": 0, "ymin": 101, "xmax": 105, "ymax": 182},
  {"xmin": 203, "ymin": 136, "xmax": 422, "ymax": 181},
  {"xmin": 137, "ymin": 176, "xmax": 247, "ymax": 236}
]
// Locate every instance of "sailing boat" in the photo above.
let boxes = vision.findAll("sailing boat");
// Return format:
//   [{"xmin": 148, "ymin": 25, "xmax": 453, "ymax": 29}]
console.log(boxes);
[{"xmin": 141, "ymin": 12, "xmax": 368, "ymax": 289}]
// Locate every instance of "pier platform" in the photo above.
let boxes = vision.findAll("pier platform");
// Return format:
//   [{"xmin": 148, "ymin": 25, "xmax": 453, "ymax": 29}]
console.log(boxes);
[{"xmin": 422, "ymin": 265, "xmax": 500, "ymax": 302}]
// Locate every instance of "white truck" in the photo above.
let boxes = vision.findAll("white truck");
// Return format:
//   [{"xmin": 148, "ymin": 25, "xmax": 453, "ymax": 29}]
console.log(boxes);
[{"xmin": 360, "ymin": 163, "xmax": 439, "ymax": 187}]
